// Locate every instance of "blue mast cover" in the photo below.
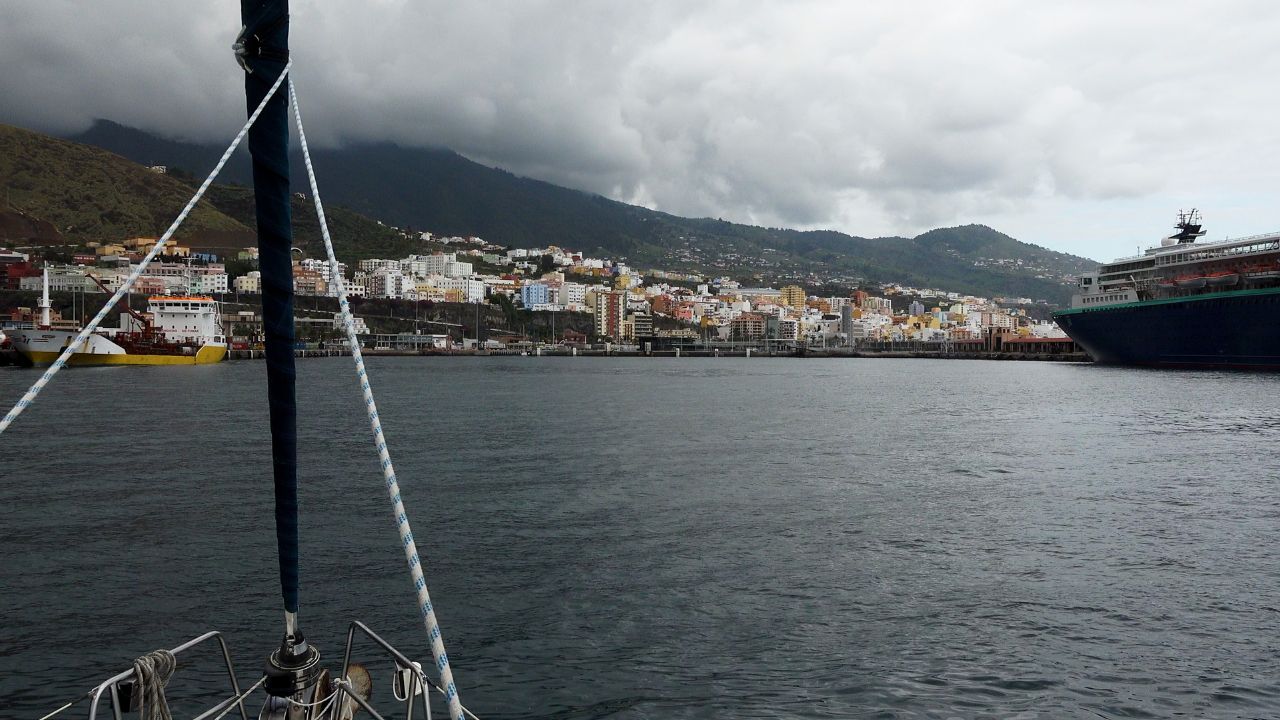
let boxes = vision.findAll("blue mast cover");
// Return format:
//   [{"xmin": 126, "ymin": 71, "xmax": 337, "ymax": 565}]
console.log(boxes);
[{"xmin": 241, "ymin": 0, "xmax": 299, "ymax": 615}]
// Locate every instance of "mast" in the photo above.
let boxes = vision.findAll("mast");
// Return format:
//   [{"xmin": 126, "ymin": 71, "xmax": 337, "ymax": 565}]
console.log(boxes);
[
  {"xmin": 1170, "ymin": 208, "xmax": 1206, "ymax": 244},
  {"xmin": 38, "ymin": 267, "xmax": 50, "ymax": 328},
  {"xmin": 239, "ymin": 0, "xmax": 320, "ymax": 701}
]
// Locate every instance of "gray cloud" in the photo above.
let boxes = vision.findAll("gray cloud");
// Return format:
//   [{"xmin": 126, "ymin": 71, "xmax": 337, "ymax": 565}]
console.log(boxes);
[{"xmin": 3, "ymin": 0, "xmax": 1280, "ymax": 259}]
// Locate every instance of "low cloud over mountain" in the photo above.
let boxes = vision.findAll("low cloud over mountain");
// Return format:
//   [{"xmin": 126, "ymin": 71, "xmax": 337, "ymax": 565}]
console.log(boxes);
[{"xmin": 3, "ymin": 2, "xmax": 1280, "ymax": 258}]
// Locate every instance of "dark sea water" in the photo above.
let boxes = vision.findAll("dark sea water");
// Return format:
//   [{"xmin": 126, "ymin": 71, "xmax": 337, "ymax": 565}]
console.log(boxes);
[{"xmin": 3, "ymin": 357, "xmax": 1280, "ymax": 719}]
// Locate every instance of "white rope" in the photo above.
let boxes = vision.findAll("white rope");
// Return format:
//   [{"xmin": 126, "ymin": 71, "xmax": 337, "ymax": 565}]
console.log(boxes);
[
  {"xmin": 0, "ymin": 61, "xmax": 293, "ymax": 436},
  {"xmin": 208, "ymin": 676, "xmax": 267, "ymax": 720},
  {"xmin": 286, "ymin": 689, "xmax": 340, "ymax": 712},
  {"xmin": 130, "ymin": 650, "xmax": 177, "ymax": 720},
  {"xmin": 287, "ymin": 78, "xmax": 467, "ymax": 720}
]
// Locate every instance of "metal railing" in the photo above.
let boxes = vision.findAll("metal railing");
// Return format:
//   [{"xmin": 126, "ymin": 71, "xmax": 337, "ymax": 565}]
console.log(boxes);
[
  {"xmin": 35, "ymin": 631, "xmax": 248, "ymax": 720},
  {"xmin": 338, "ymin": 621, "xmax": 481, "ymax": 720},
  {"xmin": 39, "ymin": 624, "xmax": 480, "ymax": 720}
]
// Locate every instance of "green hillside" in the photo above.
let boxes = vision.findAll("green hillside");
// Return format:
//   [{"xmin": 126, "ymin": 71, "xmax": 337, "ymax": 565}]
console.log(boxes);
[
  {"xmin": 0, "ymin": 124, "xmax": 250, "ymax": 245},
  {"xmin": 0, "ymin": 124, "xmax": 414, "ymax": 263},
  {"xmin": 201, "ymin": 184, "xmax": 419, "ymax": 262}
]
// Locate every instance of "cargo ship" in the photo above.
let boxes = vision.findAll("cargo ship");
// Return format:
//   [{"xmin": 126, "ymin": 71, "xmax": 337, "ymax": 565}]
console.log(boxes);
[
  {"xmin": 1054, "ymin": 210, "xmax": 1280, "ymax": 368},
  {"xmin": 9, "ymin": 270, "xmax": 227, "ymax": 366}
]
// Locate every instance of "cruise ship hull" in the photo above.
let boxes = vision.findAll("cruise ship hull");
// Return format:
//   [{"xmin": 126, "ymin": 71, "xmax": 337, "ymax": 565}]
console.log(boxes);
[
  {"xmin": 10, "ymin": 330, "xmax": 227, "ymax": 367},
  {"xmin": 1054, "ymin": 287, "xmax": 1280, "ymax": 368}
]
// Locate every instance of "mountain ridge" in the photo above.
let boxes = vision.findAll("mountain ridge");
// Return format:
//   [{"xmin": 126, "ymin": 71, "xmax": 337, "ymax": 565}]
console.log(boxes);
[{"xmin": 19, "ymin": 120, "xmax": 1092, "ymax": 302}]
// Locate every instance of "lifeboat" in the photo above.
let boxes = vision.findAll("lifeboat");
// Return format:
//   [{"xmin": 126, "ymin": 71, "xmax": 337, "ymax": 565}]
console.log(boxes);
[
  {"xmin": 1156, "ymin": 278, "xmax": 1178, "ymax": 290},
  {"xmin": 1204, "ymin": 271, "xmax": 1240, "ymax": 287},
  {"xmin": 1175, "ymin": 275, "xmax": 1207, "ymax": 289},
  {"xmin": 1242, "ymin": 263, "xmax": 1280, "ymax": 281}
]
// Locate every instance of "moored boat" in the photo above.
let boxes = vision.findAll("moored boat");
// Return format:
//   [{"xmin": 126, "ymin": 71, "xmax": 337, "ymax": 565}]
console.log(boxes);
[
  {"xmin": 1054, "ymin": 210, "xmax": 1280, "ymax": 368},
  {"xmin": 9, "ymin": 294, "xmax": 227, "ymax": 367}
]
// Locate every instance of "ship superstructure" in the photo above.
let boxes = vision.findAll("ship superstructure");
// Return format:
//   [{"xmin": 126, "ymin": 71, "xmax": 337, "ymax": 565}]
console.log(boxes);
[
  {"xmin": 1055, "ymin": 210, "xmax": 1280, "ymax": 367},
  {"xmin": 1071, "ymin": 210, "xmax": 1280, "ymax": 307}
]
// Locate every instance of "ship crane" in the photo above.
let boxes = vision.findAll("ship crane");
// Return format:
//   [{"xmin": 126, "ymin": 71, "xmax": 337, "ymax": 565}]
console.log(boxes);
[{"xmin": 85, "ymin": 271, "xmax": 152, "ymax": 330}]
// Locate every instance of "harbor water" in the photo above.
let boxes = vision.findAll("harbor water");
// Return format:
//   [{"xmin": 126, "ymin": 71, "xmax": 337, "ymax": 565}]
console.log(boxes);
[{"xmin": 3, "ymin": 357, "xmax": 1280, "ymax": 718}]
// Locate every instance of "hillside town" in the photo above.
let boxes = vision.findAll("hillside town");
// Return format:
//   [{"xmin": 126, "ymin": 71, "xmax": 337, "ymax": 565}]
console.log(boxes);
[{"xmin": 0, "ymin": 229, "xmax": 1066, "ymax": 349}]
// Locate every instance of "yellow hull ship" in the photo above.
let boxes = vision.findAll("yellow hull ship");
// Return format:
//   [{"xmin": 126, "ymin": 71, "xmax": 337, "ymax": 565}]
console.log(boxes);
[
  {"xmin": 10, "ymin": 293, "xmax": 228, "ymax": 368},
  {"xmin": 15, "ymin": 332, "xmax": 228, "ymax": 367}
]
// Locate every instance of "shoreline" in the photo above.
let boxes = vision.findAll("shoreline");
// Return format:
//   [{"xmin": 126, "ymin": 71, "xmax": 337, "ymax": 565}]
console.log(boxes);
[
  {"xmin": 224, "ymin": 347, "xmax": 1090, "ymax": 362},
  {"xmin": 0, "ymin": 347, "xmax": 1089, "ymax": 366}
]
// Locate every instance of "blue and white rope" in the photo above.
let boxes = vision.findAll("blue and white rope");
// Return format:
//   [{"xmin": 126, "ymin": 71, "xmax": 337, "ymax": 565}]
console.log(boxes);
[
  {"xmin": 0, "ymin": 62, "xmax": 294, "ymax": 437},
  {"xmin": 287, "ymin": 79, "xmax": 467, "ymax": 720}
]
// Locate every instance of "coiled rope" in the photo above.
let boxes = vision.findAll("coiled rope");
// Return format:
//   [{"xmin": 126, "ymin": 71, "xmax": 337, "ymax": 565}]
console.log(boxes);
[
  {"xmin": 129, "ymin": 650, "xmax": 177, "ymax": 720},
  {"xmin": 0, "ymin": 61, "xmax": 293, "ymax": 436},
  {"xmin": 287, "ymin": 78, "xmax": 467, "ymax": 720}
]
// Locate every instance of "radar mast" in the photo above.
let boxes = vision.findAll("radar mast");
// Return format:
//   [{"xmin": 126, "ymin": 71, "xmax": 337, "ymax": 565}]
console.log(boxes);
[{"xmin": 1170, "ymin": 208, "xmax": 1206, "ymax": 244}]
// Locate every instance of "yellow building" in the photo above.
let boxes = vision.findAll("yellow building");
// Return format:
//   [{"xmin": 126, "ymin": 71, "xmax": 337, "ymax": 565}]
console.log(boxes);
[
  {"xmin": 124, "ymin": 236, "xmax": 188, "ymax": 257},
  {"xmin": 780, "ymin": 285, "xmax": 806, "ymax": 309},
  {"xmin": 414, "ymin": 280, "xmax": 447, "ymax": 302}
]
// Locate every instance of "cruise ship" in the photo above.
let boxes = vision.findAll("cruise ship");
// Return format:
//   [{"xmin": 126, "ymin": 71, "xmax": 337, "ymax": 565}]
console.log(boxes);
[
  {"xmin": 9, "ymin": 274, "xmax": 227, "ymax": 366},
  {"xmin": 1054, "ymin": 210, "xmax": 1280, "ymax": 368}
]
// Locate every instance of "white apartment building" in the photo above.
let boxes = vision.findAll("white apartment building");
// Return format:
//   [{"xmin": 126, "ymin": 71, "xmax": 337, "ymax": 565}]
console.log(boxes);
[
  {"xmin": 562, "ymin": 282, "xmax": 586, "ymax": 309},
  {"xmin": 234, "ymin": 271, "xmax": 262, "ymax": 294},
  {"xmin": 445, "ymin": 260, "xmax": 473, "ymax": 277},
  {"xmin": 438, "ymin": 277, "xmax": 485, "ymax": 303},
  {"xmin": 189, "ymin": 272, "xmax": 229, "ymax": 294},
  {"xmin": 19, "ymin": 266, "xmax": 98, "ymax": 293},
  {"xmin": 367, "ymin": 267, "xmax": 411, "ymax": 299},
  {"xmin": 298, "ymin": 258, "xmax": 348, "ymax": 282},
  {"xmin": 358, "ymin": 258, "xmax": 401, "ymax": 274},
  {"xmin": 402, "ymin": 254, "xmax": 448, "ymax": 277},
  {"xmin": 399, "ymin": 253, "xmax": 473, "ymax": 279}
]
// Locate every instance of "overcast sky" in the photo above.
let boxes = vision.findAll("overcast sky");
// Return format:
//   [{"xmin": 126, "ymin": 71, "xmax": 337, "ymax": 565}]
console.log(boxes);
[{"xmin": 3, "ymin": 1, "xmax": 1279, "ymax": 261}]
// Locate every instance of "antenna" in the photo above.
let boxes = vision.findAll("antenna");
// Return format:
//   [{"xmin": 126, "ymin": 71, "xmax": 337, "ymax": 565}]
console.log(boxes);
[{"xmin": 1170, "ymin": 208, "xmax": 1206, "ymax": 244}]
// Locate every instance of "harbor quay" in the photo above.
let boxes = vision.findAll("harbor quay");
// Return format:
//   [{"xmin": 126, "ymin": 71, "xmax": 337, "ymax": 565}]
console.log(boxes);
[{"xmin": 222, "ymin": 335, "xmax": 1088, "ymax": 362}]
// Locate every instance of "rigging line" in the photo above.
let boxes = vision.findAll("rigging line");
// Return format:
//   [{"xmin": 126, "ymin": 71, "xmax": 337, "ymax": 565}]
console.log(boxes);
[
  {"xmin": 208, "ymin": 676, "xmax": 268, "ymax": 720},
  {"xmin": 285, "ymin": 689, "xmax": 340, "ymax": 711},
  {"xmin": 287, "ymin": 77, "xmax": 467, "ymax": 720},
  {"xmin": 0, "ymin": 61, "xmax": 294, "ymax": 437},
  {"xmin": 36, "ymin": 691, "xmax": 91, "ymax": 720}
]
